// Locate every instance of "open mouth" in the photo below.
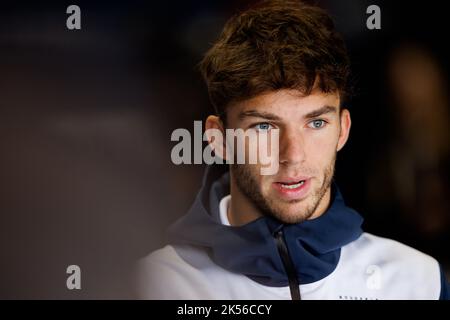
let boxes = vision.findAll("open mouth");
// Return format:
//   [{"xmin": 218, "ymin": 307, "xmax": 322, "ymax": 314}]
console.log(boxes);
[
  {"xmin": 273, "ymin": 178, "xmax": 310, "ymax": 199},
  {"xmin": 278, "ymin": 180, "xmax": 305, "ymax": 189}
]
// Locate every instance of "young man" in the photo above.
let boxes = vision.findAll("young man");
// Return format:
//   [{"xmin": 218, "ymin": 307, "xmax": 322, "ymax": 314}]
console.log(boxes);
[{"xmin": 137, "ymin": 1, "xmax": 449, "ymax": 299}]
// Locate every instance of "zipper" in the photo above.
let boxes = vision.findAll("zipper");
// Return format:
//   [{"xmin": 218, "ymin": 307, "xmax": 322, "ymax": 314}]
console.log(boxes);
[{"xmin": 274, "ymin": 229, "xmax": 301, "ymax": 300}]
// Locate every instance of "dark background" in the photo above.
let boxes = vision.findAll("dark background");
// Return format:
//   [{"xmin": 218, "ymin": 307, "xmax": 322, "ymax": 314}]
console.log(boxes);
[{"xmin": 0, "ymin": 0, "xmax": 448, "ymax": 298}]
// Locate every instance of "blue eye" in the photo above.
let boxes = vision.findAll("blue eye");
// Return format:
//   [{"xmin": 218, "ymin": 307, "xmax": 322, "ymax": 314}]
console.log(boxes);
[
  {"xmin": 254, "ymin": 123, "xmax": 273, "ymax": 131},
  {"xmin": 309, "ymin": 119, "xmax": 326, "ymax": 129}
]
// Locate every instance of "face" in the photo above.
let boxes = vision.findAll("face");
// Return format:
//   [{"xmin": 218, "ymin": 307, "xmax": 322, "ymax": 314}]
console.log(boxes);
[{"xmin": 206, "ymin": 89, "xmax": 351, "ymax": 224}]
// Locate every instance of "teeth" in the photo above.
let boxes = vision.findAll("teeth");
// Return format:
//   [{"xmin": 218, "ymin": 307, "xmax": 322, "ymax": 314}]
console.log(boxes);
[{"xmin": 280, "ymin": 181, "xmax": 305, "ymax": 189}]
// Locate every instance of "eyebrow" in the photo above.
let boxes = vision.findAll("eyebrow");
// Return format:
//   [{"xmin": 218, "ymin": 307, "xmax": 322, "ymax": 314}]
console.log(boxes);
[
  {"xmin": 238, "ymin": 110, "xmax": 282, "ymax": 121},
  {"xmin": 238, "ymin": 105, "xmax": 338, "ymax": 121},
  {"xmin": 303, "ymin": 105, "xmax": 337, "ymax": 119}
]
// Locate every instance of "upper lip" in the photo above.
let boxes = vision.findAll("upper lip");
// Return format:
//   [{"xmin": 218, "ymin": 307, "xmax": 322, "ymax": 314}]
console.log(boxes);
[{"xmin": 275, "ymin": 177, "xmax": 310, "ymax": 184}]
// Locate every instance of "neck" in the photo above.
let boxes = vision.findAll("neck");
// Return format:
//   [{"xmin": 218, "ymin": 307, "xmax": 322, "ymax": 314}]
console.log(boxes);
[{"xmin": 228, "ymin": 172, "xmax": 332, "ymax": 226}]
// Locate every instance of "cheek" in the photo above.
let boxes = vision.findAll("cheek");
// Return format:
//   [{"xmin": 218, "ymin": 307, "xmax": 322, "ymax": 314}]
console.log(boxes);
[
  {"xmin": 253, "ymin": 166, "xmax": 273, "ymax": 192},
  {"xmin": 304, "ymin": 130, "xmax": 339, "ymax": 165},
  {"xmin": 247, "ymin": 163, "xmax": 265, "ymax": 183}
]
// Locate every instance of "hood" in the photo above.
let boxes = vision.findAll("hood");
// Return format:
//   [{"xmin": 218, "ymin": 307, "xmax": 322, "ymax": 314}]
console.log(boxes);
[{"xmin": 167, "ymin": 164, "xmax": 364, "ymax": 286}]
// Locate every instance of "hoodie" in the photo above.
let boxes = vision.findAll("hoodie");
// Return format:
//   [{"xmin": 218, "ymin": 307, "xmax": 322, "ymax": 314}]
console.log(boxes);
[{"xmin": 138, "ymin": 165, "xmax": 449, "ymax": 300}]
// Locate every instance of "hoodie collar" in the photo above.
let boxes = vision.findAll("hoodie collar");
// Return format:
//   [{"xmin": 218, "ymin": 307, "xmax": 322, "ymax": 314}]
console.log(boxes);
[{"xmin": 168, "ymin": 165, "xmax": 364, "ymax": 286}]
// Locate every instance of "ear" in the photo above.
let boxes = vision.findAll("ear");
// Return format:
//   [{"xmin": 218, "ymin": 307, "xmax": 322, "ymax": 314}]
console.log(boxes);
[
  {"xmin": 205, "ymin": 115, "xmax": 227, "ymax": 160},
  {"xmin": 337, "ymin": 109, "xmax": 351, "ymax": 152}
]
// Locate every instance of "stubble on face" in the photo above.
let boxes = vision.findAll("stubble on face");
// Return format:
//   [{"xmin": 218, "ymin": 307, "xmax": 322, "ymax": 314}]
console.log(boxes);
[{"xmin": 231, "ymin": 154, "xmax": 335, "ymax": 224}]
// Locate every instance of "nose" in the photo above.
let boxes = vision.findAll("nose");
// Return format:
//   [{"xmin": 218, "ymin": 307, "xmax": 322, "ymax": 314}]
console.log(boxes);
[{"xmin": 279, "ymin": 128, "xmax": 306, "ymax": 165}]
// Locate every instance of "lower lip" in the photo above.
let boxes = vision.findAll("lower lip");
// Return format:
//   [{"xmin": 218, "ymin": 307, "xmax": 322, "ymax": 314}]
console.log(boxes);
[{"xmin": 272, "ymin": 179, "xmax": 311, "ymax": 200}]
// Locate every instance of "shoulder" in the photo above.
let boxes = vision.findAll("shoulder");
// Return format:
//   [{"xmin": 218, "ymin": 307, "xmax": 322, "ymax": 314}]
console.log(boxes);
[
  {"xmin": 135, "ymin": 245, "xmax": 229, "ymax": 299},
  {"xmin": 338, "ymin": 232, "xmax": 442, "ymax": 299},
  {"xmin": 139, "ymin": 245, "xmax": 184, "ymax": 268},
  {"xmin": 348, "ymin": 232, "xmax": 437, "ymax": 266},
  {"xmin": 136, "ymin": 245, "xmax": 192, "ymax": 299},
  {"xmin": 138, "ymin": 244, "xmax": 215, "ymax": 272}
]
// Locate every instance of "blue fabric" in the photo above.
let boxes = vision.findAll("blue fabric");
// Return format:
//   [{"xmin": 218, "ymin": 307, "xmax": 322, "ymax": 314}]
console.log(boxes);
[
  {"xmin": 168, "ymin": 164, "xmax": 364, "ymax": 286},
  {"xmin": 439, "ymin": 264, "xmax": 450, "ymax": 300}
]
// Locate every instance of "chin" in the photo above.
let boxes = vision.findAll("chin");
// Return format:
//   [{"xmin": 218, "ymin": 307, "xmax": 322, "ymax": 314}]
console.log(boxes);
[
  {"xmin": 269, "ymin": 203, "xmax": 313, "ymax": 224},
  {"xmin": 276, "ymin": 213, "xmax": 309, "ymax": 225}
]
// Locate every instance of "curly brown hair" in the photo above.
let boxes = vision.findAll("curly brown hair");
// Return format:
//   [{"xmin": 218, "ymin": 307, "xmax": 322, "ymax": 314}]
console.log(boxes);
[{"xmin": 199, "ymin": 0, "xmax": 351, "ymax": 120}]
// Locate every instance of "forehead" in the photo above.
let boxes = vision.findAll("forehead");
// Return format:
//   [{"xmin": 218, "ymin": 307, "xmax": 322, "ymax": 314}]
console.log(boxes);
[{"xmin": 229, "ymin": 89, "xmax": 340, "ymax": 121}]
